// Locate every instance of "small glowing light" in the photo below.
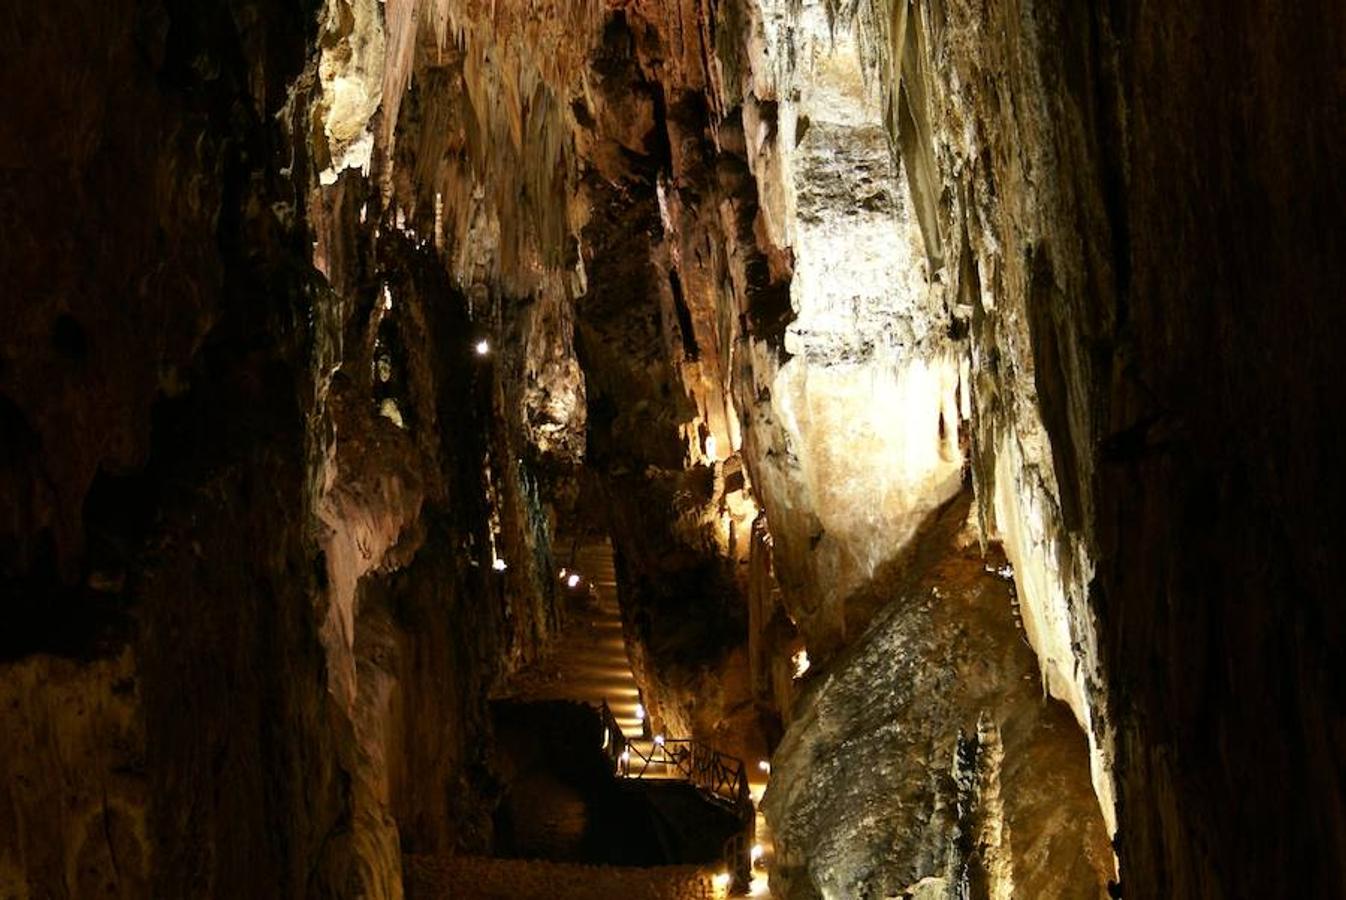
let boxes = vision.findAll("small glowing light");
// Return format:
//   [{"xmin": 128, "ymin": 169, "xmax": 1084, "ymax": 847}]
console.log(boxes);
[
  {"xmin": 567, "ymin": 573, "xmax": 580, "ymax": 588},
  {"xmin": 758, "ymin": 760, "xmax": 771, "ymax": 773},
  {"xmin": 492, "ymin": 557, "xmax": 508, "ymax": 572},
  {"xmin": 602, "ymin": 730, "xmax": 610, "ymax": 750},
  {"xmin": 750, "ymin": 844, "xmax": 764, "ymax": 863},
  {"xmin": 475, "ymin": 339, "xmax": 490, "ymax": 356},
  {"xmin": 635, "ymin": 704, "xmax": 646, "ymax": 721},
  {"xmin": 620, "ymin": 750, "xmax": 630, "ymax": 763},
  {"xmin": 654, "ymin": 734, "xmax": 665, "ymax": 746},
  {"xmin": 712, "ymin": 872, "xmax": 731, "ymax": 890},
  {"xmin": 791, "ymin": 648, "xmax": 811, "ymax": 679},
  {"xmin": 705, "ymin": 434, "xmax": 718, "ymax": 460},
  {"xmin": 558, "ymin": 567, "xmax": 568, "ymax": 579}
]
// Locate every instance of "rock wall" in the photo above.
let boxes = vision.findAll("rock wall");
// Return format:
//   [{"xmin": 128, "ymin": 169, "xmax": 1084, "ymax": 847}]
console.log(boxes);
[
  {"xmin": 862, "ymin": 0, "xmax": 1346, "ymax": 894},
  {"xmin": 0, "ymin": 1, "xmax": 569, "ymax": 896},
  {"xmin": 566, "ymin": 9, "xmax": 771, "ymax": 758},
  {"xmin": 732, "ymin": 0, "xmax": 968, "ymax": 661},
  {"xmin": 1, "ymin": 1, "xmax": 343, "ymax": 894}
]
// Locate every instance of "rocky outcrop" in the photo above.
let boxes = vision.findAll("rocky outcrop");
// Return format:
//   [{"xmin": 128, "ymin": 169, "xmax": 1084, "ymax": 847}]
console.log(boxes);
[{"xmin": 763, "ymin": 493, "xmax": 1112, "ymax": 899}]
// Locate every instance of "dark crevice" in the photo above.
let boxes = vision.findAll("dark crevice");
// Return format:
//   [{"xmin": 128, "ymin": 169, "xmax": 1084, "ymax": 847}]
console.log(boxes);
[{"xmin": 667, "ymin": 269, "xmax": 699, "ymax": 361}]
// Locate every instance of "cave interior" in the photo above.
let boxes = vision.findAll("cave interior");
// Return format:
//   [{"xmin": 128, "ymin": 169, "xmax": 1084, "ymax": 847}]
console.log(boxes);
[{"xmin": 1, "ymin": 0, "xmax": 1344, "ymax": 898}]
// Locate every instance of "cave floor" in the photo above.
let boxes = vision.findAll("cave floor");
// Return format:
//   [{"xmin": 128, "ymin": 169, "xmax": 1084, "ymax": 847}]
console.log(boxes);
[{"xmin": 404, "ymin": 855, "xmax": 723, "ymax": 899}]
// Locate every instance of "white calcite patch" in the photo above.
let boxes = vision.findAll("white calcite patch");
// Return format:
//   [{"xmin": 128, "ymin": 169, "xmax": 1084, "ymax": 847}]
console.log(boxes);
[
  {"xmin": 992, "ymin": 429, "xmax": 1116, "ymax": 835},
  {"xmin": 315, "ymin": 0, "xmax": 386, "ymax": 185},
  {"xmin": 734, "ymin": 0, "xmax": 965, "ymax": 644}
]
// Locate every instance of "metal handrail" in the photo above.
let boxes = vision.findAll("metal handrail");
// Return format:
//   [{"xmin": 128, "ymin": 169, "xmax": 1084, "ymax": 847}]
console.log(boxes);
[
  {"xmin": 596, "ymin": 699, "xmax": 755, "ymax": 891},
  {"xmin": 625, "ymin": 739, "xmax": 751, "ymax": 811},
  {"xmin": 597, "ymin": 701, "xmax": 750, "ymax": 814}
]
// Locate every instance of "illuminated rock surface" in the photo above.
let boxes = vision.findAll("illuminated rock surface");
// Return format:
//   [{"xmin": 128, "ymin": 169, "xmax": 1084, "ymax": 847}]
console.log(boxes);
[{"xmin": 762, "ymin": 494, "xmax": 1112, "ymax": 898}]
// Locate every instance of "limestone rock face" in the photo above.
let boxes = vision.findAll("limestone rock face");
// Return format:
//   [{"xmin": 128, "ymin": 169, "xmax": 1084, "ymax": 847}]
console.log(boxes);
[
  {"xmin": 858, "ymin": 0, "xmax": 1346, "ymax": 894},
  {"xmin": 763, "ymin": 497, "xmax": 1112, "ymax": 899},
  {"xmin": 0, "ymin": 651, "xmax": 146, "ymax": 898},
  {"xmin": 1, "ymin": 2, "xmax": 344, "ymax": 895},
  {"xmin": 730, "ymin": 0, "xmax": 968, "ymax": 658}
]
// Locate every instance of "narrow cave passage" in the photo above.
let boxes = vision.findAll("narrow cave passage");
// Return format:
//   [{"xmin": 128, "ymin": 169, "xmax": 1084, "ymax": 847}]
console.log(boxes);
[{"xmin": 2, "ymin": 0, "xmax": 1344, "ymax": 899}]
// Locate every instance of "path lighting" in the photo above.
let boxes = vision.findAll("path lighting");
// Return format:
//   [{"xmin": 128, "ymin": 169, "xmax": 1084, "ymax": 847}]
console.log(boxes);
[
  {"xmin": 751, "ymin": 844, "xmax": 764, "ymax": 863},
  {"xmin": 713, "ymin": 872, "xmax": 731, "ymax": 890},
  {"xmin": 475, "ymin": 339, "xmax": 490, "ymax": 355},
  {"xmin": 758, "ymin": 760, "xmax": 771, "ymax": 773},
  {"xmin": 492, "ymin": 557, "xmax": 508, "ymax": 572},
  {"xmin": 567, "ymin": 573, "xmax": 581, "ymax": 588},
  {"xmin": 654, "ymin": 734, "xmax": 665, "ymax": 746},
  {"xmin": 635, "ymin": 703, "xmax": 646, "ymax": 721}
]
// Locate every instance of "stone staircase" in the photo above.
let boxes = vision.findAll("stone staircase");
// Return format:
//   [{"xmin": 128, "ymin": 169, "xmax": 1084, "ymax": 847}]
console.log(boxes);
[
  {"xmin": 506, "ymin": 538, "xmax": 643, "ymax": 734},
  {"xmin": 501, "ymin": 537, "xmax": 757, "ymax": 891}
]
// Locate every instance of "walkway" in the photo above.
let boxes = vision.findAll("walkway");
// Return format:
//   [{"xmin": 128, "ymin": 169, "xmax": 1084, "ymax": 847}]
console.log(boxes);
[
  {"xmin": 504, "ymin": 539, "xmax": 691, "ymax": 780},
  {"xmin": 504, "ymin": 539, "xmax": 644, "ymax": 738},
  {"xmin": 490, "ymin": 538, "xmax": 760, "ymax": 891}
]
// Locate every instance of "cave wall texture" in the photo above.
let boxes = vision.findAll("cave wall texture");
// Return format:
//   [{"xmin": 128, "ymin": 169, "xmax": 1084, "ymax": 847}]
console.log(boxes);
[{"xmin": 1, "ymin": 0, "xmax": 1343, "ymax": 897}]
